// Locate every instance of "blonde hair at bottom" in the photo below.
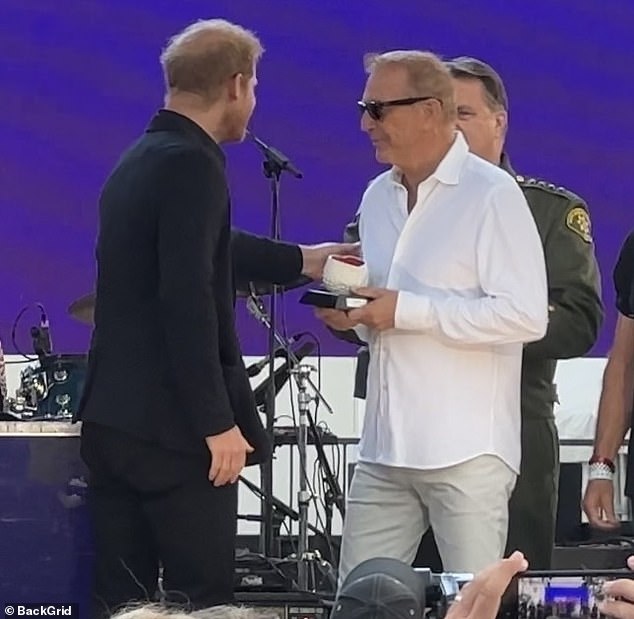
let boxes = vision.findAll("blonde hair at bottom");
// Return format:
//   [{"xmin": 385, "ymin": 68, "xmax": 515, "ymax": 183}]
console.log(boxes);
[{"xmin": 111, "ymin": 603, "xmax": 280, "ymax": 619}]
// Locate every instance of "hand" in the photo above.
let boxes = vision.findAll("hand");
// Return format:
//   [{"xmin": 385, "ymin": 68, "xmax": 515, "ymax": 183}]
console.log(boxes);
[
  {"xmin": 582, "ymin": 479, "xmax": 619, "ymax": 529},
  {"xmin": 597, "ymin": 556, "xmax": 634, "ymax": 618},
  {"xmin": 446, "ymin": 551, "xmax": 528, "ymax": 619},
  {"xmin": 299, "ymin": 242, "xmax": 361, "ymax": 280},
  {"xmin": 347, "ymin": 286, "xmax": 398, "ymax": 331},
  {"xmin": 314, "ymin": 307, "xmax": 359, "ymax": 331},
  {"xmin": 205, "ymin": 426, "xmax": 254, "ymax": 487}
]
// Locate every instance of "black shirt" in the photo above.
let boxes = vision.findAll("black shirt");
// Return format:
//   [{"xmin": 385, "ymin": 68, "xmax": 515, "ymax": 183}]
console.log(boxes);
[
  {"xmin": 613, "ymin": 232, "xmax": 634, "ymax": 497},
  {"xmin": 615, "ymin": 231, "xmax": 634, "ymax": 319}
]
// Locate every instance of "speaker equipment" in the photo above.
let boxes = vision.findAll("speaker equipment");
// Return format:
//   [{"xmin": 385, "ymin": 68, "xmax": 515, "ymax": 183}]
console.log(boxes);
[{"xmin": 235, "ymin": 591, "xmax": 330, "ymax": 619}]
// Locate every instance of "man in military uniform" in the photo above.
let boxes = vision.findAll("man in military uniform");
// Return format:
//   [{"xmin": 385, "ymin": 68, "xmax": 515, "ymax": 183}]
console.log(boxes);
[{"xmin": 339, "ymin": 57, "xmax": 603, "ymax": 569}]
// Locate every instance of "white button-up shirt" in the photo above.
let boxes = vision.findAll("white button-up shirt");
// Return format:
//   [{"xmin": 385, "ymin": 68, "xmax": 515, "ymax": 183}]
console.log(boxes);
[{"xmin": 356, "ymin": 132, "xmax": 548, "ymax": 473}]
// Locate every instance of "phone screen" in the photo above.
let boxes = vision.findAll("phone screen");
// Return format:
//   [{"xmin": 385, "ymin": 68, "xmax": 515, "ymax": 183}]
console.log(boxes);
[{"xmin": 499, "ymin": 570, "xmax": 634, "ymax": 619}]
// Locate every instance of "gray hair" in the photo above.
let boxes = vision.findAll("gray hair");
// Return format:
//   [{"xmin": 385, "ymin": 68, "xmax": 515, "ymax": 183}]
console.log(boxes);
[
  {"xmin": 364, "ymin": 50, "xmax": 456, "ymax": 121},
  {"xmin": 445, "ymin": 56, "xmax": 508, "ymax": 111}
]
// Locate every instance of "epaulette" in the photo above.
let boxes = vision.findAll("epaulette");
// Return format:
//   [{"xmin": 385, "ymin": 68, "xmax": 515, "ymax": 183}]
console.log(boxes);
[
  {"xmin": 516, "ymin": 175, "xmax": 593, "ymax": 242},
  {"xmin": 514, "ymin": 175, "xmax": 585, "ymax": 205}
]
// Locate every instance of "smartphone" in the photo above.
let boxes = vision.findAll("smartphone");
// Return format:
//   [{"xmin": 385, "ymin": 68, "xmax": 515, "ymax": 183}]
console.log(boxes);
[{"xmin": 499, "ymin": 570, "xmax": 634, "ymax": 619}]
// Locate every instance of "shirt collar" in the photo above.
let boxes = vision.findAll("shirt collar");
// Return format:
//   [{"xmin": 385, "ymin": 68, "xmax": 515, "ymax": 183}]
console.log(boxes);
[
  {"xmin": 389, "ymin": 131, "xmax": 469, "ymax": 187},
  {"xmin": 146, "ymin": 109, "xmax": 226, "ymax": 166}
]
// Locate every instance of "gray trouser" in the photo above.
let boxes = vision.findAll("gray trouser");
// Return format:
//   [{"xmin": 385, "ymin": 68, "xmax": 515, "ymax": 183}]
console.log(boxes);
[{"xmin": 338, "ymin": 455, "xmax": 516, "ymax": 585}]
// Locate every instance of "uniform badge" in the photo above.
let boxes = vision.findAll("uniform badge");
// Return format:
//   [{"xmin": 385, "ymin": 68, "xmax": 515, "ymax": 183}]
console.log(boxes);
[{"xmin": 566, "ymin": 207, "xmax": 593, "ymax": 243}]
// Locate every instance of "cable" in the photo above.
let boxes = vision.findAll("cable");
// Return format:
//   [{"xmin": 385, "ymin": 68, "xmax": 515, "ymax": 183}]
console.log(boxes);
[
  {"xmin": 282, "ymin": 518, "xmax": 297, "ymax": 557},
  {"xmin": 312, "ymin": 454, "xmax": 336, "ymax": 564},
  {"xmin": 240, "ymin": 550, "xmax": 299, "ymax": 591},
  {"xmin": 273, "ymin": 414, "xmax": 296, "ymax": 425},
  {"xmin": 10, "ymin": 305, "xmax": 40, "ymax": 361},
  {"xmin": 314, "ymin": 418, "xmax": 342, "ymax": 482},
  {"xmin": 5, "ymin": 358, "xmax": 37, "ymax": 365}
]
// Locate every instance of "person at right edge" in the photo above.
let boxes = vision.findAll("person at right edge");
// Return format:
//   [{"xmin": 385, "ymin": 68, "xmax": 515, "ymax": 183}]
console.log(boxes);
[
  {"xmin": 582, "ymin": 230, "xmax": 634, "ymax": 530},
  {"xmin": 0, "ymin": 337, "xmax": 6, "ymax": 413},
  {"xmin": 341, "ymin": 56, "xmax": 603, "ymax": 570}
]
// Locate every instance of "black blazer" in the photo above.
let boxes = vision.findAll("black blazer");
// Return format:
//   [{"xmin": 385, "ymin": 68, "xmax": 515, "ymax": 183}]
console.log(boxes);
[{"xmin": 77, "ymin": 110, "xmax": 301, "ymax": 463}]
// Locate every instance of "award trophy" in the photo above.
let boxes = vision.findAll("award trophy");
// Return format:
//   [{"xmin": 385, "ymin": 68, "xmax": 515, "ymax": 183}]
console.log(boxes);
[{"xmin": 300, "ymin": 255, "xmax": 370, "ymax": 310}]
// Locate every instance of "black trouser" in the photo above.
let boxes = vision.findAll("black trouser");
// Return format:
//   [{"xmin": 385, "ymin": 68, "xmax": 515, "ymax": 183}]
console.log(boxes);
[
  {"xmin": 80, "ymin": 423, "xmax": 237, "ymax": 619},
  {"xmin": 505, "ymin": 417, "xmax": 559, "ymax": 569}
]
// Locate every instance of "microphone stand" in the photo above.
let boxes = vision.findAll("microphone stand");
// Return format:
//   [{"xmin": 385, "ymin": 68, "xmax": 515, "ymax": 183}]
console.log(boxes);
[
  {"xmin": 248, "ymin": 130, "xmax": 302, "ymax": 558},
  {"xmin": 247, "ymin": 294, "xmax": 346, "ymax": 533}
]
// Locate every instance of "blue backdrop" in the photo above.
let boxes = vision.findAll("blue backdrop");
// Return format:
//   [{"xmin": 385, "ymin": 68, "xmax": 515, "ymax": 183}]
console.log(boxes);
[{"xmin": 2, "ymin": 0, "xmax": 633, "ymax": 356}]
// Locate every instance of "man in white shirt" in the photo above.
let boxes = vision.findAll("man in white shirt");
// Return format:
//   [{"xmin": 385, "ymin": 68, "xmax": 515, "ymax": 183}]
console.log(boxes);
[{"xmin": 316, "ymin": 51, "xmax": 548, "ymax": 580}]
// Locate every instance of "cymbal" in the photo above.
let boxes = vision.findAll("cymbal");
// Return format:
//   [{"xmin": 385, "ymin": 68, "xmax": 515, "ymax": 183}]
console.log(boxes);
[
  {"xmin": 67, "ymin": 292, "xmax": 95, "ymax": 325},
  {"xmin": 68, "ymin": 289, "xmax": 252, "ymax": 325},
  {"xmin": 67, "ymin": 281, "xmax": 303, "ymax": 325}
]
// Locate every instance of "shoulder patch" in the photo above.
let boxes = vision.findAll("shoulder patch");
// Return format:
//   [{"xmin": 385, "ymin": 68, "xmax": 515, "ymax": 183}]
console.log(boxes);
[{"xmin": 566, "ymin": 206, "xmax": 593, "ymax": 243}]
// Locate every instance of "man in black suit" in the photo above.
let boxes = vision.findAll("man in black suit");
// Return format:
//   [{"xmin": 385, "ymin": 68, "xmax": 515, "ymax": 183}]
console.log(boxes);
[{"xmin": 77, "ymin": 19, "xmax": 351, "ymax": 617}]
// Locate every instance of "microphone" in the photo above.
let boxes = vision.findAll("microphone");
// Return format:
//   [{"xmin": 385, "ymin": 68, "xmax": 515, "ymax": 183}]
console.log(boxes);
[
  {"xmin": 252, "ymin": 340, "xmax": 316, "ymax": 407},
  {"xmin": 246, "ymin": 293, "xmax": 269, "ymax": 326},
  {"xmin": 246, "ymin": 129, "xmax": 303, "ymax": 179},
  {"xmin": 31, "ymin": 305, "xmax": 53, "ymax": 359},
  {"xmin": 245, "ymin": 335, "xmax": 306, "ymax": 378},
  {"xmin": 246, "ymin": 348, "xmax": 286, "ymax": 378},
  {"xmin": 39, "ymin": 310, "xmax": 53, "ymax": 356}
]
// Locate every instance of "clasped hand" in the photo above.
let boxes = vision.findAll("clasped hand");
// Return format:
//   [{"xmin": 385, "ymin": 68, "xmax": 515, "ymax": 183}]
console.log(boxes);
[{"xmin": 314, "ymin": 286, "xmax": 398, "ymax": 332}]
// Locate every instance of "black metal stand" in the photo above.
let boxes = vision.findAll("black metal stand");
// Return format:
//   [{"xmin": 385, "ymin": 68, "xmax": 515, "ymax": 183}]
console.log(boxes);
[
  {"xmin": 306, "ymin": 407, "xmax": 346, "ymax": 535},
  {"xmin": 248, "ymin": 131, "xmax": 303, "ymax": 557},
  {"xmin": 239, "ymin": 474, "xmax": 327, "ymax": 540},
  {"xmin": 261, "ymin": 163, "xmax": 281, "ymax": 557},
  {"xmin": 247, "ymin": 294, "xmax": 346, "ymax": 543}
]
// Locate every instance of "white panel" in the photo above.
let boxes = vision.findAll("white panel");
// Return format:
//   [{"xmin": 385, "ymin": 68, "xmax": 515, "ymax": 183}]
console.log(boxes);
[{"xmin": 4, "ymin": 354, "xmax": 618, "ymax": 533}]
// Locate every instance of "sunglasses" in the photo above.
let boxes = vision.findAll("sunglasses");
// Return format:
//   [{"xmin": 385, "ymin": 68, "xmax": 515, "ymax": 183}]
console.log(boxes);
[{"xmin": 357, "ymin": 96, "xmax": 440, "ymax": 121}]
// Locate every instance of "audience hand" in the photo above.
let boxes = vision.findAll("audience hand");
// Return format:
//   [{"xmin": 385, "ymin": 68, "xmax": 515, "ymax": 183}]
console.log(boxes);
[
  {"xmin": 596, "ymin": 556, "xmax": 634, "ymax": 619},
  {"xmin": 446, "ymin": 551, "xmax": 528, "ymax": 619}
]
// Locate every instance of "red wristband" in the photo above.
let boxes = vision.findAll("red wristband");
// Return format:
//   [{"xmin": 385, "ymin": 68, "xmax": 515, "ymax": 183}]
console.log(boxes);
[{"xmin": 589, "ymin": 455, "xmax": 616, "ymax": 473}]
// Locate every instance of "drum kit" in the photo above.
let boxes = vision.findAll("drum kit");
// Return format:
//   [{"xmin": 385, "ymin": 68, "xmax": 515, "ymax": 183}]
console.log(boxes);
[
  {"xmin": 3, "ymin": 288, "xmax": 344, "ymax": 591},
  {"xmin": 3, "ymin": 293, "xmax": 95, "ymax": 422},
  {"xmin": 2, "ymin": 286, "xmax": 275, "ymax": 422}
]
